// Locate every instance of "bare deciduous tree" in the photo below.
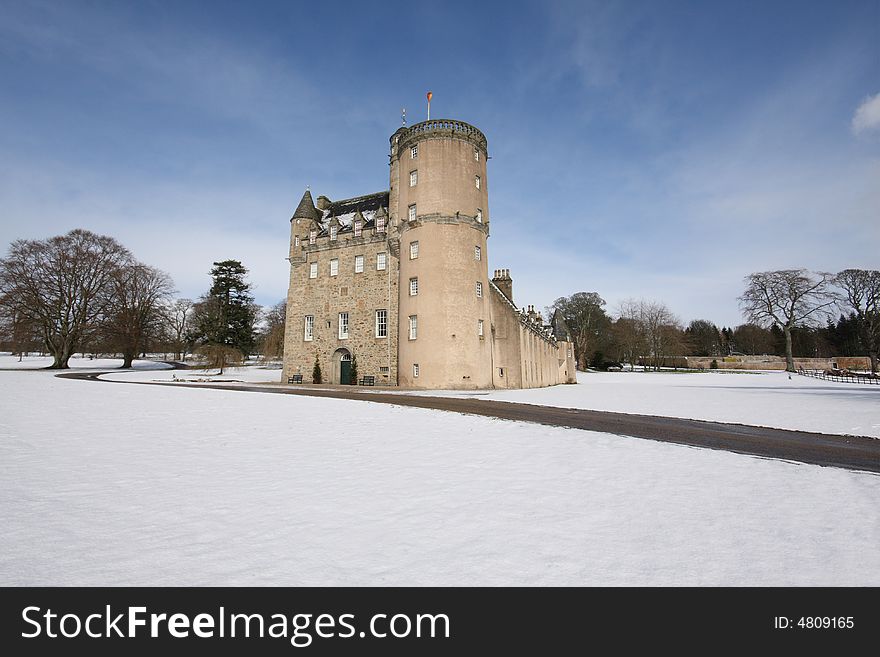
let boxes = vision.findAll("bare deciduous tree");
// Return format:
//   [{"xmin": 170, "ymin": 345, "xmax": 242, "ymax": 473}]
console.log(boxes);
[
  {"xmin": 834, "ymin": 269, "xmax": 880, "ymax": 374},
  {"xmin": 640, "ymin": 300, "xmax": 684, "ymax": 370},
  {"xmin": 166, "ymin": 298, "xmax": 194, "ymax": 362},
  {"xmin": 105, "ymin": 264, "xmax": 176, "ymax": 368},
  {"xmin": 614, "ymin": 298, "xmax": 646, "ymax": 371},
  {"xmin": 738, "ymin": 269, "xmax": 836, "ymax": 372},
  {"xmin": 259, "ymin": 300, "xmax": 286, "ymax": 362},
  {"xmin": 0, "ymin": 230, "xmax": 133, "ymax": 368}
]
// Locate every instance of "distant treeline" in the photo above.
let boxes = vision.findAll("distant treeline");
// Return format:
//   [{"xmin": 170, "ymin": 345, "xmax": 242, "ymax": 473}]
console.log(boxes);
[{"xmin": 550, "ymin": 269, "xmax": 879, "ymax": 374}]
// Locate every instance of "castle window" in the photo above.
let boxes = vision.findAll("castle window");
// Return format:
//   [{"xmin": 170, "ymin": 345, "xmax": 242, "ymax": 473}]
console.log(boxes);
[
  {"xmin": 309, "ymin": 230, "xmax": 316, "ymax": 245},
  {"xmin": 294, "ymin": 236, "xmax": 300, "ymax": 247},
  {"xmin": 330, "ymin": 225, "xmax": 338, "ymax": 241},
  {"xmin": 330, "ymin": 258, "xmax": 338, "ymax": 276},
  {"xmin": 409, "ymin": 277, "xmax": 419, "ymax": 296},
  {"xmin": 338, "ymin": 312, "xmax": 349, "ymax": 339},
  {"xmin": 410, "ymin": 241, "xmax": 419, "ymax": 259},
  {"xmin": 474, "ymin": 245, "xmax": 481, "ymax": 260},
  {"xmin": 409, "ymin": 315, "xmax": 418, "ymax": 340},
  {"xmin": 409, "ymin": 170, "xmax": 418, "ymax": 187},
  {"xmin": 476, "ymin": 281, "xmax": 483, "ymax": 298},
  {"xmin": 379, "ymin": 366, "xmax": 390, "ymax": 375},
  {"xmin": 474, "ymin": 148, "xmax": 480, "ymax": 161},
  {"xmin": 375, "ymin": 309, "xmax": 387, "ymax": 338},
  {"xmin": 408, "ymin": 204, "xmax": 416, "ymax": 222},
  {"xmin": 354, "ymin": 255, "xmax": 364, "ymax": 273},
  {"xmin": 478, "ymin": 319, "xmax": 484, "ymax": 337},
  {"xmin": 309, "ymin": 262, "xmax": 318, "ymax": 279},
  {"xmin": 476, "ymin": 209, "xmax": 482, "ymax": 223},
  {"xmin": 413, "ymin": 363, "xmax": 420, "ymax": 378},
  {"xmin": 377, "ymin": 252, "xmax": 387, "ymax": 271},
  {"xmin": 304, "ymin": 315, "xmax": 314, "ymax": 341},
  {"xmin": 411, "ymin": 144, "xmax": 418, "ymax": 159},
  {"xmin": 376, "ymin": 214, "xmax": 386, "ymax": 232},
  {"xmin": 354, "ymin": 220, "xmax": 362, "ymax": 237},
  {"xmin": 475, "ymin": 175, "xmax": 481, "ymax": 189}
]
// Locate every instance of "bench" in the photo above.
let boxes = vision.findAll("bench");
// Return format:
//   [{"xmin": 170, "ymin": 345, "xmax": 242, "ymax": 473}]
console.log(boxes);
[
  {"xmin": 359, "ymin": 375, "xmax": 375, "ymax": 386},
  {"xmin": 287, "ymin": 374, "xmax": 304, "ymax": 384}
]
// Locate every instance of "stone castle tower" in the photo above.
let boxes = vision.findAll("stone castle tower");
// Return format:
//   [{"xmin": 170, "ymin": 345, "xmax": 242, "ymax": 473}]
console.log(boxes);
[
  {"xmin": 390, "ymin": 120, "xmax": 492, "ymax": 388},
  {"xmin": 282, "ymin": 118, "xmax": 576, "ymax": 390}
]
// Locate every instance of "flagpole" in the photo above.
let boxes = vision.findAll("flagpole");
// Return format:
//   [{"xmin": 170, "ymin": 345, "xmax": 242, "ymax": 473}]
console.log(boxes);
[{"xmin": 427, "ymin": 91, "xmax": 432, "ymax": 121}]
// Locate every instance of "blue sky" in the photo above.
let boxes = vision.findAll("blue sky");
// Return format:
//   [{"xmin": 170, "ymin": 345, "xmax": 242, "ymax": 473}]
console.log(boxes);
[{"xmin": 1, "ymin": 0, "xmax": 878, "ymax": 327}]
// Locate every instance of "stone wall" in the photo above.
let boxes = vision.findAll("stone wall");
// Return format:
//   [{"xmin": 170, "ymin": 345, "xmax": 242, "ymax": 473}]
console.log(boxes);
[
  {"xmin": 683, "ymin": 355, "xmax": 872, "ymax": 371},
  {"xmin": 282, "ymin": 223, "xmax": 399, "ymax": 385}
]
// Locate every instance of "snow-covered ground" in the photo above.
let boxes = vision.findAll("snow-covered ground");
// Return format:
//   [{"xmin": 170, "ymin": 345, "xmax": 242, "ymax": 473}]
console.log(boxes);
[
  {"xmin": 0, "ymin": 354, "xmax": 172, "ymax": 371},
  {"xmin": 1, "ymin": 368, "xmax": 878, "ymax": 586},
  {"xmin": 404, "ymin": 370, "xmax": 880, "ymax": 438},
  {"xmin": 100, "ymin": 364, "xmax": 282, "ymax": 384},
  {"xmin": 100, "ymin": 365, "xmax": 880, "ymax": 437}
]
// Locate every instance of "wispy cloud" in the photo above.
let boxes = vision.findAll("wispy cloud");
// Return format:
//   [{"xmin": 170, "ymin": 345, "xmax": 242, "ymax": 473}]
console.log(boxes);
[{"xmin": 852, "ymin": 92, "xmax": 880, "ymax": 134}]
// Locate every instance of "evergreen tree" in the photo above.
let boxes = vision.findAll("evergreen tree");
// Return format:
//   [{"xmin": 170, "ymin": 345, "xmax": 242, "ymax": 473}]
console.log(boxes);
[
  {"xmin": 191, "ymin": 260, "xmax": 257, "ymax": 356},
  {"xmin": 312, "ymin": 353, "xmax": 322, "ymax": 384}
]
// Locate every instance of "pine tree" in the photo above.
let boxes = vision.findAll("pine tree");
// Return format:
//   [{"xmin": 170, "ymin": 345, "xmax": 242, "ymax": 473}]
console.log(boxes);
[{"xmin": 191, "ymin": 260, "xmax": 257, "ymax": 356}]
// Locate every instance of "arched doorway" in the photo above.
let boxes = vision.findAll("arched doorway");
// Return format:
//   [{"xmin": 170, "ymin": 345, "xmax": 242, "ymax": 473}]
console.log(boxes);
[{"xmin": 333, "ymin": 349, "xmax": 352, "ymax": 385}]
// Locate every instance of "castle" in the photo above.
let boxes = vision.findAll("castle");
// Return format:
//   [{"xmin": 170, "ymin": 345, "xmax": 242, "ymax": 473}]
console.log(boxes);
[{"xmin": 282, "ymin": 118, "xmax": 576, "ymax": 389}]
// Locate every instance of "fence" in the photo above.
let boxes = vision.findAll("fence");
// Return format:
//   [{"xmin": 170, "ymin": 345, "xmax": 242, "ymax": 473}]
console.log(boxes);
[{"xmin": 797, "ymin": 368, "xmax": 880, "ymax": 385}]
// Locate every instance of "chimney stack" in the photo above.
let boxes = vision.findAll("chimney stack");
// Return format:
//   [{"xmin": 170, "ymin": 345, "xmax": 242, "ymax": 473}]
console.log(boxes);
[{"xmin": 492, "ymin": 268, "xmax": 513, "ymax": 303}]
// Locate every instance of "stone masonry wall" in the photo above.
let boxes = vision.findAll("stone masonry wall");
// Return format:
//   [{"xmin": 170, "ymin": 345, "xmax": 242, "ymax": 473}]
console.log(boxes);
[{"xmin": 283, "ymin": 223, "xmax": 399, "ymax": 385}]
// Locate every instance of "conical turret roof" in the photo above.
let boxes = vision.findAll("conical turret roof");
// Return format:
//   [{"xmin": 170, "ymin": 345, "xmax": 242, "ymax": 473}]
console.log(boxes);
[{"xmin": 292, "ymin": 189, "xmax": 320, "ymax": 221}]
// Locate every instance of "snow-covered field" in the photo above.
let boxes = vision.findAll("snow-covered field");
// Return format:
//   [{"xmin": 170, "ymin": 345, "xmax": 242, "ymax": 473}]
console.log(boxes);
[
  {"xmin": 407, "ymin": 370, "xmax": 880, "ymax": 438},
  {"xmin": 0, "ymin": 354, "xmax": 173, "ymax": 371},
  {"xmin": 99, "ymin": 364, "xmax": 880, "ymax": 438},
  {"xmin": 1, "ymin": 367, "xmax": 878, "ymax": 586}
]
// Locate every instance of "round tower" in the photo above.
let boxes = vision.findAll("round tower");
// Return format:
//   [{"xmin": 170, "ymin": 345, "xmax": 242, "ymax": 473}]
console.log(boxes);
[{"xmin": 390, "ymin": 119, "xmax": 492, "ymax": 389}]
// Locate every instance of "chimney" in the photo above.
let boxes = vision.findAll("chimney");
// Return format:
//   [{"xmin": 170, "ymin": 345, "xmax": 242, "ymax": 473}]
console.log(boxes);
[{"xmin": 492, "ymin": 268, "xmax": 513, "ymax": 303}]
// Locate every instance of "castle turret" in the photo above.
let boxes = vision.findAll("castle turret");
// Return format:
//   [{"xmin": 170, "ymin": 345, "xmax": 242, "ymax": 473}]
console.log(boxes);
[{"xmin": 391, "ymin": 119, "xmax": 491, "ymax": 388}]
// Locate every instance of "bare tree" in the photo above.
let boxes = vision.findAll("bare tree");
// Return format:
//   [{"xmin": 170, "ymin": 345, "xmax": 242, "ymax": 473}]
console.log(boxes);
[
  {"xmin": 259, "ymin": 300, "xmax": 286, "ymax": 362},
  {"xmin": 640, "ymin": 300, "xmax": 684, "ymax": 370},
  {"xmin": 105, "ymin": 263, "xmax": 176, "ymax": 368},
  {"xmin": 0, "ymin": 230, "xmax": 133, "ymax": 368},
  {"xmin": 738, "ymin": 269, "xmax": 836, "ymax": 372},
  {"xmin": 834, "ymin": 269, "xmax": 880, "ymax": 374},
  {"xmin": 166, "ymin": 298, "xmax": 194, "ymax": 361},
  {"xmin": 614, "ymin": 298, "xmax": 646, "ymax": 370}
]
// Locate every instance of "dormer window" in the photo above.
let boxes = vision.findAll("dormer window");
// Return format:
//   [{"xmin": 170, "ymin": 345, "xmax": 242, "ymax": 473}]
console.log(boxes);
[
  {"xmin": 376, "ymin": 215, "xmax": 385, "ymax": 232},
  {"xmin": 354, "ymin": 220, "xmax": 362, "ymax": 237},
  {"xmin": 330, "ymin": 225, "xmax": 338, "ymax": 241},
  {"xmin": 411, "ymin": 144, "xmax": 418, "ymax": 159}
]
